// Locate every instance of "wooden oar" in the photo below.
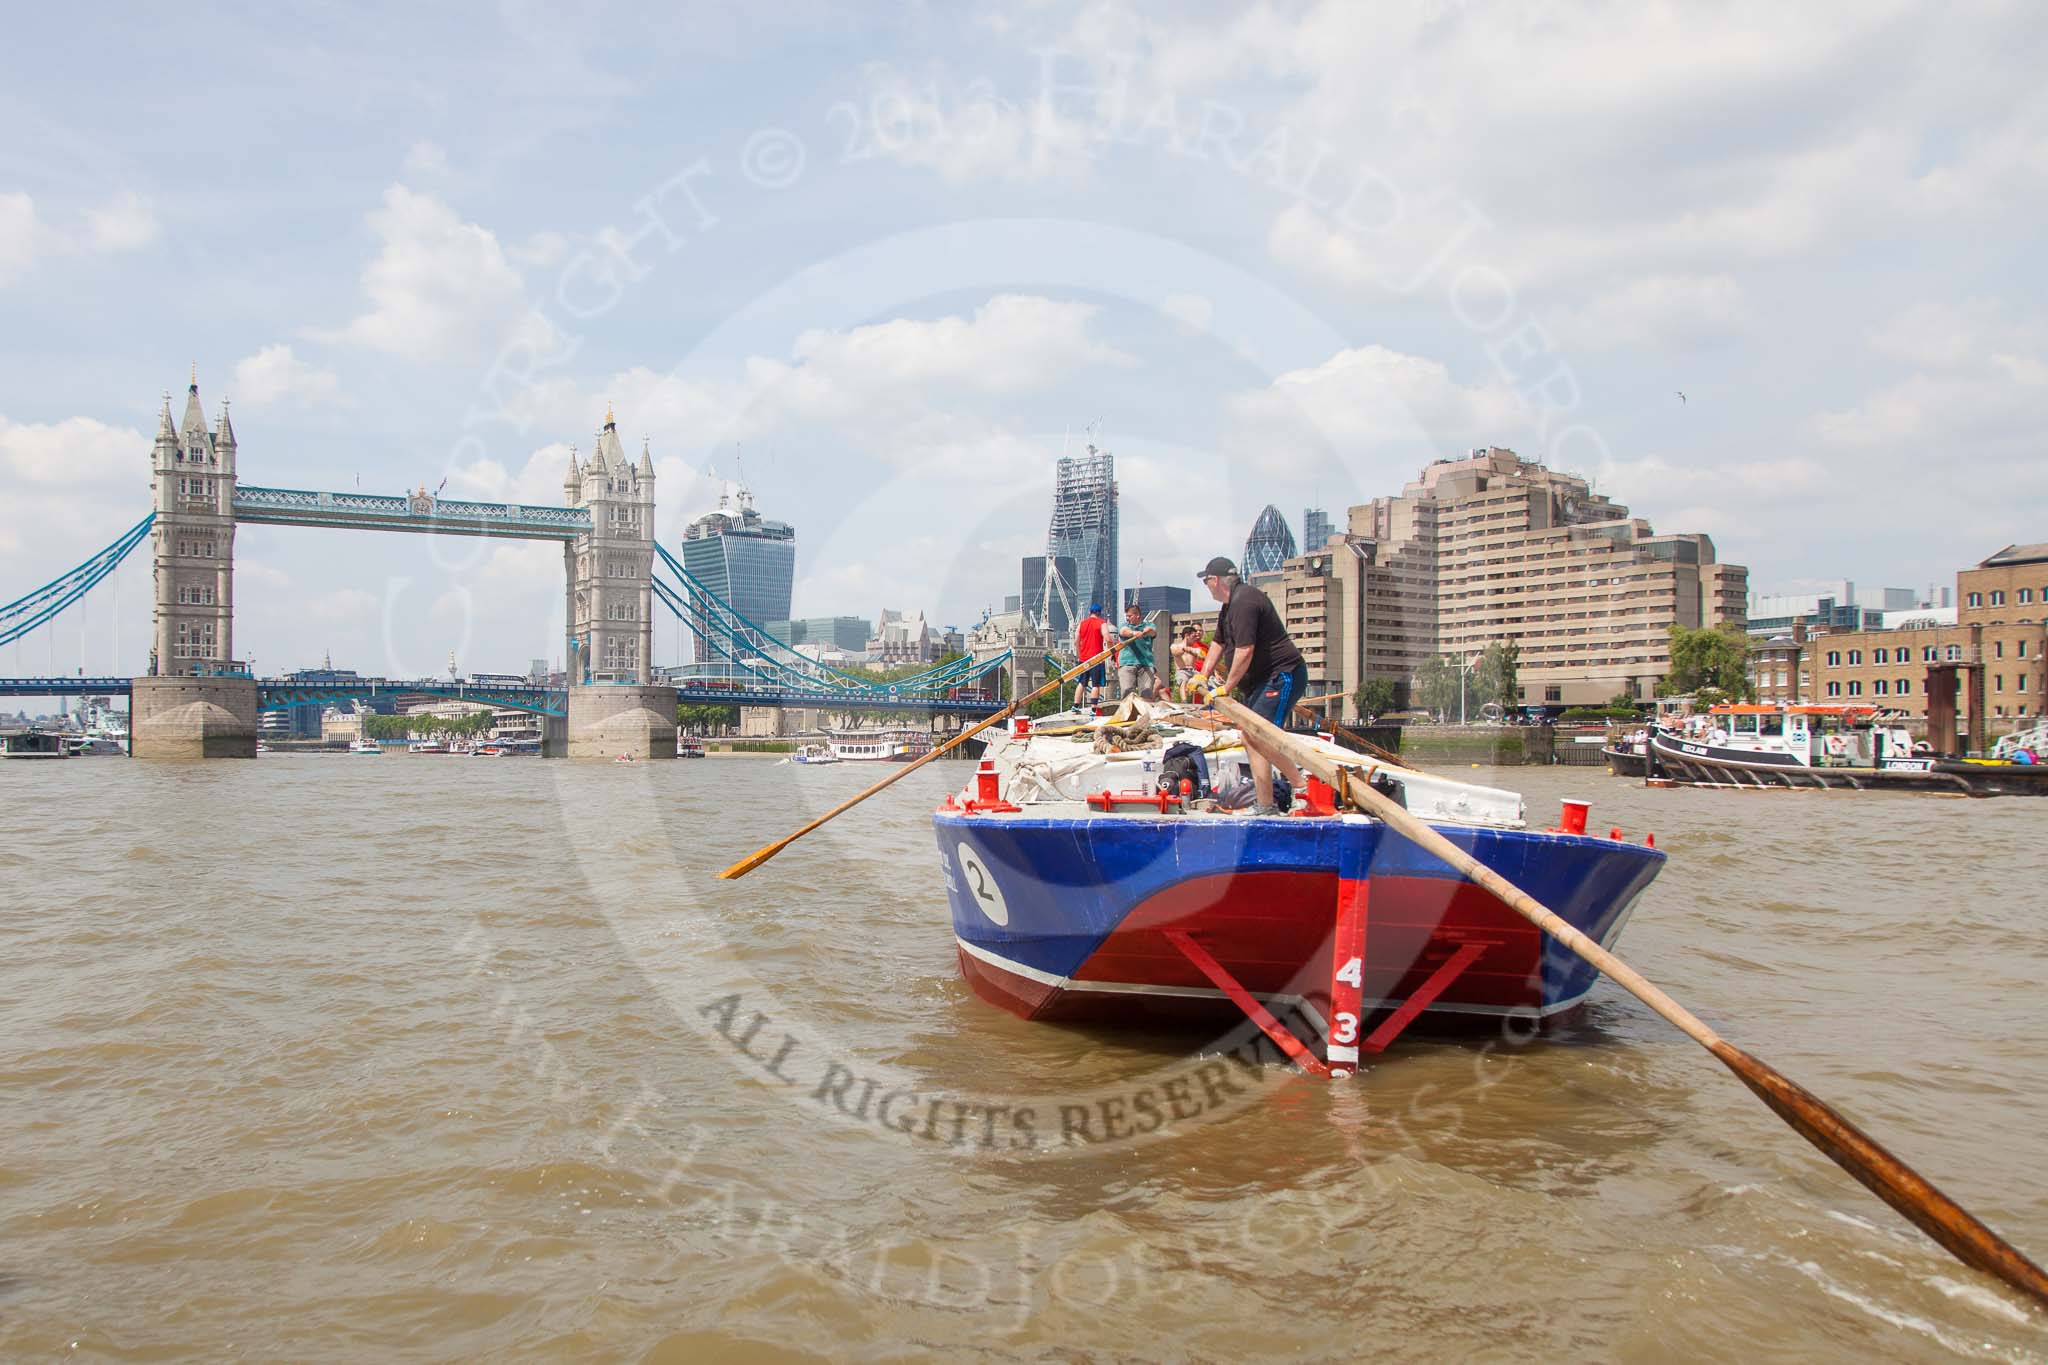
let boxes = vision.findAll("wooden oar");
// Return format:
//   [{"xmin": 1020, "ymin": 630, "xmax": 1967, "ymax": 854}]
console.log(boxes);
[
  {"xmin": 1214, "ymin": 694, "xmax": 2048, "ymax": 1308},
  {"xmin": 718, "ymin": 642, "xmax": 1123, "ymax": 880}
]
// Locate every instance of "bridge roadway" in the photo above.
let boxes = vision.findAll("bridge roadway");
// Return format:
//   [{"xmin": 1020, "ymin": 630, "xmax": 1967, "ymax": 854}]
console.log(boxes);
[{"xmin": 0, "ymin": 676, "xmax": 1003, "ymax": 718}]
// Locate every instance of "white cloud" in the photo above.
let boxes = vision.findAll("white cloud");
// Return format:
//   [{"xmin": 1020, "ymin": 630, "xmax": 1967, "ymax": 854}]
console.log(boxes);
[
  {"xmin": 0, "ymin": 413, "xmax": 144, "ymax": 486},
  {"xmin": 0, "ymin": 193, "xmax": 42, "ymax": 282},
  {"xmin": 83, "ymin": 192, "xmax": 157, "ymax": 252},
  {"xmin": 1555, "ymin": 274, "xmax": 1750, "ymax": 351},
  {"xmin": 312, "ymin": 185, "xmax": 536, "ymax": 361},
  {"xmin": 305, "ymin": 588, "xmax": 380, "ymax": 624},
  {"xmin": 852, "ymin": 64, "xmax": 1096, "ymax": 184},
  {"xmin": 1160, "ymin": 291, "xmax": 1213, "ymax": 330},
  {"xmin": 783, "ymin": 294, "xmax": 1132, "ymax": 401},
  {"xmin": 0, "ymin": 190, "xmax": 156, "ymax": 284},
  {"xmin": 232, "ymin": 345, "xmax": 346, "ymax": 408},
  {"xmin": 1816, "ymin": 299, "xmax": 2048, "ymax": 453},
  {"xmin": 402, "ymin": 139, "xmax": 450, "ymax": 179},
  {"xmin": 1867, "ymin": 298, "xmax": 2045, "ymax": 371},
  {"xmin": 1224, "ymin": 344, "xmax": 1528, "ymax": 472}
]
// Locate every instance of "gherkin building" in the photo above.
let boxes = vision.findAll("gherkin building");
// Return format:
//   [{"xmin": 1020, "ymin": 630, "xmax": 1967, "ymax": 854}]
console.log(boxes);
[{"xmin": 1242, "ymin": 504, "xmax": 1297, "ymax": 575}]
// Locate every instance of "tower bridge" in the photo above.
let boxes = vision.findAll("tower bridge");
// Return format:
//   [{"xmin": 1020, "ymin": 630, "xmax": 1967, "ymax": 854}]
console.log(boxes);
[{"xmin": 0, "ymin": 372, "xmax": 1009, "ymax": 757}]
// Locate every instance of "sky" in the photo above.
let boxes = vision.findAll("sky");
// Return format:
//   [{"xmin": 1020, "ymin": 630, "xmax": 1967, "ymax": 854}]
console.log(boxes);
[{"xmin": 2, "ymin": 1, "xmax": 2044, "ymax": 679}]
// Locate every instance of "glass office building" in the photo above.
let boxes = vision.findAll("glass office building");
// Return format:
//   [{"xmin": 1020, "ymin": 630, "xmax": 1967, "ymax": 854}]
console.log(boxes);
[
  {"xmin": 679, "ymin": 487, "xmax": 796, "ymax": 664},
  {"xmin": 1125, "ymin": 585, "xmax": 1191, "ymax": 614},
  {"xmin": 1243, "ymin": 504, "xmax": 1297, "ymax": 575},
  {"xmin": 1047, "ymin": 446, "xmax": 1117, "ymax": 629},
  {"xmin": 1303, "ymin": 507, "xmax": 1333, "ymax": 551},
  {"xmin": 1021, "ymin": 553, "xmax": 1079, "ymax": 640}
]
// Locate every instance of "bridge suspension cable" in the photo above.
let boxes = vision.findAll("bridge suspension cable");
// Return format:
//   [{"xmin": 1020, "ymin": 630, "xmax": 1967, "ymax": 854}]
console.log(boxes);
[
  {"xmin": 648, "ymin": 548, "xmax": 1010, "ymax": 700},
  {"xmin": 0, "ymin": 513, "xmax": 154, "ymax": 649}
]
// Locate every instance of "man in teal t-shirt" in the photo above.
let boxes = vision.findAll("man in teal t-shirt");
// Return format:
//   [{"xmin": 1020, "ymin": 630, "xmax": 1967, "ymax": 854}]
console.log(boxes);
[{"xmin": 1116, "ymin": 602, "xmax": 1158, "ymax": 699}]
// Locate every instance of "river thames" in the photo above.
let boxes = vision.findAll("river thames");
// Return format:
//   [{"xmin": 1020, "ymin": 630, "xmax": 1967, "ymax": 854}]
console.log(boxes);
[{"xmin": 2, "ymin": 755, "xmax": 2044, "ymax": 1360}]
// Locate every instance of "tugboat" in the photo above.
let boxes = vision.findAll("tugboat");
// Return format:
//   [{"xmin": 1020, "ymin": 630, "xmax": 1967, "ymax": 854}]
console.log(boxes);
[
  {"xmin": 1645, "ymin": 703, "xmax": 2048, "ymax": 795},
  {"xmin": 933, "ymin": 701, "xmax": 1663, "ymax": 1061}
]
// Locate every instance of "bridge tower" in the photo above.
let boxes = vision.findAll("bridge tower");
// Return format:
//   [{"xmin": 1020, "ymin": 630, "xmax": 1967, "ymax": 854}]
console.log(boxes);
[
  {"xmin": 150, "ymin": 371, "xmax": 238, "ymax": 674},
  {"xmin": 133, "ymin": 369, "xmax": 256, "ymax": 756},
  {"xmin": 561, "ymin": 406, "xmax": 676, "ymax": 757}
]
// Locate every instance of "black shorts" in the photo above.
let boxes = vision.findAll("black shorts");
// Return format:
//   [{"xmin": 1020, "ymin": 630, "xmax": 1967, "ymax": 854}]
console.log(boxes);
[
  {"xmin": 1081, "ymin": 663, "xmax": 1106, "ymax": 687},
  {"xmin": 1246, "ymin": 664, "xmax": 1307, "ymax": 723}
]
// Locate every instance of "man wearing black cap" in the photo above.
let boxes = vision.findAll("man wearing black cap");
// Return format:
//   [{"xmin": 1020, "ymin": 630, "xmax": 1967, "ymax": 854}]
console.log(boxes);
[{"xmin": 1195, "ymin": 555, "xmax": 1306, "ymax": 815}]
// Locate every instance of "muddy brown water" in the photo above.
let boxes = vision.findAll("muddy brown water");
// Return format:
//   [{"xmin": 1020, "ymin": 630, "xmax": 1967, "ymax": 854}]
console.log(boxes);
[{"xmin": 2, "ymin": 755, "xmax": 2044, "ymax": 1360}]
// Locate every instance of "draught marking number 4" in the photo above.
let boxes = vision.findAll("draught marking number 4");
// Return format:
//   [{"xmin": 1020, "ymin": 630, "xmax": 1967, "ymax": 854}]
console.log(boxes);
[{"xmin": 955, "ymin": 845, "xmax": 1009, "ymax": 927}]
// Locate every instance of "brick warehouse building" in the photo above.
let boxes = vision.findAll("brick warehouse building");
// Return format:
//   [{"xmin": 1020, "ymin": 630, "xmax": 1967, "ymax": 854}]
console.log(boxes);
[{"xmin": 1807, "ymin": 545, "xmax": 2048, "ymax": 739}]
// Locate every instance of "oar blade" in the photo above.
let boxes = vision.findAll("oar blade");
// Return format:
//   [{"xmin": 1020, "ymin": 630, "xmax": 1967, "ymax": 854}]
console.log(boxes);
[
  {"xmin": 1711, "ymin": 1041, "xmax": 2048, "ymax": 1308},
  {"xmin": 717, "ymin": 843, "xmax": 786, "ymax": 880}
]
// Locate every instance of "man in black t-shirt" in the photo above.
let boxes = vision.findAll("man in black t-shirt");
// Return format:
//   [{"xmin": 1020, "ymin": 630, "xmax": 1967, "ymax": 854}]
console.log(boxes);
[{"xmin": 1193, "ymin": 555, "xmax": 1306, "ymax": 815}]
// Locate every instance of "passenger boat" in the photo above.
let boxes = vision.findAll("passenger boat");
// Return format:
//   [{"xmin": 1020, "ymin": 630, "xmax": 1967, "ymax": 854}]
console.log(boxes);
[
  {"xmin": 350, "ymin": 738, "xmax": 382, "ymax": 755},
  {"xmin": 788, "ymin": 743, "xmax": 841, "ymax": 765},
  {"xmin": 407, "ymin": 739, "xmax": 451, "ymax": 754},
  {"xmin": 677, "ymin": 736, "xmax": 707, "ymax": 758},
  {"xmin": 933, "ymin": 701, "xmax": 1664, "ymax": 1065},
  {"xmin": 1645, "ymin": 703, "xmax": 2048, "ymax": 795},
  {"xmin": 2, "ymin": 728, "xmax": 71, "ymax": 759},
  {"xmin": 830, "ymin": 726, "xmax": 932, "ymax": 763}
]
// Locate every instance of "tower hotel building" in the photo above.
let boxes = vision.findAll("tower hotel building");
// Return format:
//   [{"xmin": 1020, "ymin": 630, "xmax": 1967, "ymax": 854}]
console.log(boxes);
[{"xmin": 1276, "ymin": 447, "xmax": 1747, "ymax": 711}]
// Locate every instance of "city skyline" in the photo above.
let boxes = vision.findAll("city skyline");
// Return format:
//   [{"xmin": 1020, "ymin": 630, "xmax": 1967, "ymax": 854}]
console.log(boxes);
[{"xmin": 3, "ymin": 5, "xmax": 2043, "ymax": 679}]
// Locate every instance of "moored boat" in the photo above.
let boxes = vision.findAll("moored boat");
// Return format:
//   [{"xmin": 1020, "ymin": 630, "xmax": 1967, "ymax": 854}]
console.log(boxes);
[
  {"xmin": 677, "ymin": 736, "xmax": 707, "ymax": 758},
  {"xmin": 829, "ymin": 726, "xmax": 932, "ymax": 763},
  {"xmin": 933, "ymin": 702, "xmax": 1663, "ymax": 1063},
  {"xmin": 2, "ymin": 728, "xmax": 71, "ymax": 760},
  {"xmin": 1601, "ymin": 729, "xmax": 1649, "ymax": 777},
  {"xmin": 1644, "ymin": 703, "xmax": 2048, "ymax": 795},
  {"xmin": 349, "ymin": 738, "xmax": 382, "ymax": 755}
]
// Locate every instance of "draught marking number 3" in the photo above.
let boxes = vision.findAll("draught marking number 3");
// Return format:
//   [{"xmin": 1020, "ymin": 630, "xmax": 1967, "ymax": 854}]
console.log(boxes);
[{"xmin": 955, "ymin": 845, "xmax": 1009, "ymax": 927}]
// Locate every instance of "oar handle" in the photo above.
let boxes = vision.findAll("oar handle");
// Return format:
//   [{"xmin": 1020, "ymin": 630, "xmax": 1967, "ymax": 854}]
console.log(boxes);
[
  {"xmin": 716, "ymin": 641, "xmax": 1123, "ymax": 880},
  {"xmin": 1212, "ymin": 695, "xmax": 2048, "ymax": 1308}
]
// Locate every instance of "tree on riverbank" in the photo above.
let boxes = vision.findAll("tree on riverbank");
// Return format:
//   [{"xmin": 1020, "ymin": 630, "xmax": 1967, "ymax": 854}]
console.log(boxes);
[{"xmin": 1660, "ymin": 625, "xmax": 1754, "ymax": 700}]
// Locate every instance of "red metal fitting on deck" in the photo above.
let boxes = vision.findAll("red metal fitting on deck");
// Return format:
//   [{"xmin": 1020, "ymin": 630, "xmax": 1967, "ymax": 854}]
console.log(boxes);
[
  {"xmin": 1609, "ymin": 827, "xmax": 1623, "ymax": 840},
  {"xmin": 1012, "ymin": 715, "xmax": 1031, "ymax": 736},
  {"xmin": 1645, "ymin": 832, "xmax": 1656, "ymax": 848},
  {"xmin": 1299, "ymin": 775, "xmax": 1340, "ymax": 817},
  {"xmin": 1557, "ymin": 799, "xmax": 1590, "ymax": 836},
  {"xmin": 1086, "ymin": 789, "xmax": 1184, "ymax": 813},
  {"xmin": 975, "ymin": 758, "xmax": 1001, "ymax": 803}
]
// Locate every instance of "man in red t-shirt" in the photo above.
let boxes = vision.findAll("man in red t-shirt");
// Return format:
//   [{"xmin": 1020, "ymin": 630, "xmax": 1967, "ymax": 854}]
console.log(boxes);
[{"xmin": 1074, "ymin": 604, "xmax": 1108, "ymax": 707}]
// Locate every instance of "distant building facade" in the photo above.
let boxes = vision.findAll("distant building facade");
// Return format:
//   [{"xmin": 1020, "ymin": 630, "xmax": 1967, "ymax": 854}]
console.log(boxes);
[
  {"xmin": 1243, "ymin": 504, "xmax": 1297, "ymax": 575},
  {"xmin": 563, "ymin": 408, "xmax": 656, "ymax": 684},
  {"xmin": 1021, "ymin": 553, "xmax": 1079, "ymax": 639},
  {"xmin": 1126, "ymin": 585, "xmax": 1192, "ymax": 615},
  {"xmin": 1302, "ymin": 507, "xmax": 1333, "ymax": 552},
  {"xmin": 678, "ymin": 480, "xmax": 795, "ymax": 664},
  {"xmin": 1803, "ymin": 546, "xmax": 2048, "ymax": 740},
  {"xmin": 1269, "ymin": 447, "xmax": 1745, "ymax": 715},
  {"xmin": 149, "ymin": 373, "xmax": 239, "ymax": 675},
  {"xmin": 1047, "ymin": 446, "xmax": 1117, "ymax": 620}
]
